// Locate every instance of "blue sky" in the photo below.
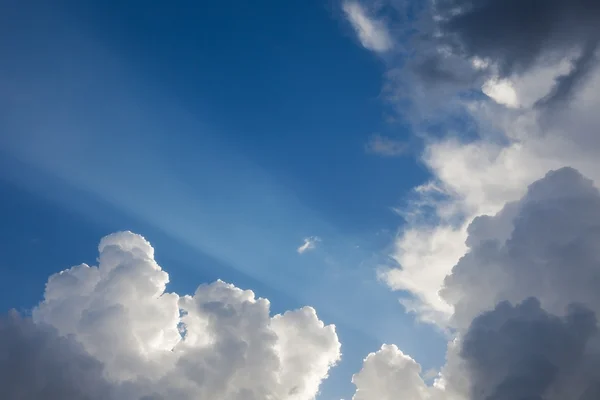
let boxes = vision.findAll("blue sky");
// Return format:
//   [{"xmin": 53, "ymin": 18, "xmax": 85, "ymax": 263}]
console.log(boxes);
[
  {"xmin": 4, "ymin": 1, "xmax": 600, "ymax": 399},
  {"xmin": 0, "ymin": 1, "xmax": 445, "ymax": 399}
]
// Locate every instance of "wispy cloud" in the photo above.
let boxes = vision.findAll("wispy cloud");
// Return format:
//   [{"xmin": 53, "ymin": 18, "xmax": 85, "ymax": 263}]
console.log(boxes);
[
  {"xmin": 365, "ymin": 134, "xmax": 407, "ymax": 157},
  {"xmin": 342, "ymin": 1, "xmax": 393, "ymax": 53},
  {"xmin": 297, "ymin": 236, "xmax": 321, "ymax": 254}
]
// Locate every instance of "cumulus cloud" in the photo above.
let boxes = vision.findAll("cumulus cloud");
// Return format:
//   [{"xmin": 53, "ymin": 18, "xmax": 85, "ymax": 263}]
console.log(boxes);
[
  {"xmin": 342, "ymin": 1, "xmax": 393, "ymax": 53},
  {"xmin": 442, "ymin": 168, "xmax": 600, "ymax": 328},
  {"xmin": 8, "ymin": 231, "xmax": 340, "ymax": 400},
  {"xmin": 351, "ymin": 344, "xmax": 434, "ymax": 400},
  {"xmin": 350, "ymin": 168, "xmax": 600, "ymax": 400},
  {"xmin": 364, "ymin": 134, "xmax": 408, "ymax": 157},
  {"xmin": 297, "ymin": 236, "xmax": 321, "ymax": 254}
]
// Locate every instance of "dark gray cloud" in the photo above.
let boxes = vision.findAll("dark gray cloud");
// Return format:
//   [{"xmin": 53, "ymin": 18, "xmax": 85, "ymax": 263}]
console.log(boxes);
[
  {"xmin": 434, "ymin": 0, "xmax": 600, "ymax": 104},
  {"xmin": 0, "ymin": 312, "xmax": 117, "ymax": 400},
  {"xmin": 461, "ymin": 298, "xmax": 600, "ymax": 400}
]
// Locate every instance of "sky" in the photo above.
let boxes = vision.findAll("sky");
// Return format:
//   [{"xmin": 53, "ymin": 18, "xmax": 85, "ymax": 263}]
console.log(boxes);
[{"xmin": 2, "ymin": 0, "xmax": 600, "ymax": 399}]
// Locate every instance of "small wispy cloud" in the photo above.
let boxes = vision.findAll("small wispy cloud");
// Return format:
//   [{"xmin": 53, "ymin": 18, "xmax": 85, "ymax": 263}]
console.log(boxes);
[
  {"xmin": 342, "ymin": 1, "xmax": 393, "ymax": 53},
  {"xmin": 365, "ymin": 134, "xmax": 408, "ymax": 157},
  {"xmin": 297, "ymin": 236, "xmax": 321, "ymax": 254}
]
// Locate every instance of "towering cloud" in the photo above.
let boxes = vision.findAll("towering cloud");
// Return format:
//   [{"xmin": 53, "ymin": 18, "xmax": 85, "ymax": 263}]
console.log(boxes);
[
  {"xmin": 3, "ymin": 232, "xmax": 340, "ymax": 400},
  {"xmin": 351, "ymin": 168, "xmax": 600, "ymax": 400}
]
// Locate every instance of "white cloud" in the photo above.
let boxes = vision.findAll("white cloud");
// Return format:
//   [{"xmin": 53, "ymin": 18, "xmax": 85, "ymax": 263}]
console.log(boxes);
[
  {"xmin": 342, "ymin": 1, "xmax": 393, "ymax": 53},
  {"xmin": 351, "ymin": 344, "xmax": 435, "ymax": 400},
  {"xmin": 6, "ymin": 231, "xmax": 341, "ymax": 400},
  {"xmin": 297, "ymin": 236, "xmax": 321, "ymax": 254},
  {"xmin": 365, "ymin": 134, "xmax": 408, "ymax": 157}
]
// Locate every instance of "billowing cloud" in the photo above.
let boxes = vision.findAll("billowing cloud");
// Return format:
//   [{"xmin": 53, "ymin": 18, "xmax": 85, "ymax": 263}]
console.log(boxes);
[
  {"xmin": 7, "ymin": 231, "xmax": 340, "ymax": 399},
  {"xmin": 442, "ymin": 167, "xmax": 600, "ymax": 329},
  {"xmin": 342, "ymin": 1, "xmax": 393, "ymax": 53},
  {"xmin": 364, "ymin": 134, "xmax": 408, "ymax": 157},
  {"xmin": 350, "ymin": 168, "xmax": 600, "ymax": 400},
  {"xmin": 351, "ymin": 344, "xmax": 434, "ymax": 400},
  {"xmin": 297, "ymin": 236, "xmax": 321, "ymax": 254}
]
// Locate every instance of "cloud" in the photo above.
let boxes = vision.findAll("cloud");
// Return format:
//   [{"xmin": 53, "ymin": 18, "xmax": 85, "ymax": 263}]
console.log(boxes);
[
  {"xmin": 400, "ymin": 0, "xmax": 600, "ymax": 106},
  {"xmin": 481, "ymin": 78, "xmax": 519, "ymax": 108},
  {"xmin": 441, "ymin": 167, "xmax": 600, "ymax": 329},
  {"xmin": 436, "ymin": 0, "xmax": 600, "ymax": 77},
  {"xmin": 385, "ymin": 68, "xmax": 600, "ymax": 322},
  {"xmin": 0, "ymin": 312, "xmax": 116, "ymax": 400},
  {"xmin": 367, "ymin": 0, "xmax": 600, "ymax": 324},
  {"xmin": 297, "ymin": 236, "xmax": 321, "ymax": 254},
  {"xmin": 365, "ymin": 134, "xmax": 408, "ymax": 157},
  {"xmin": 7, "ymin": 231, "xmax": 341, "ymax": 399},
  {"xmin": 340, "ymin": 1, "xmax": 600, "ymax": 398},
  {"xmin": 351, "ymin": 344, "xmax": 434, "ymax": 400},
  {"xmin": 461, "ymin": 298, "xmax": 599, "ymax": 400},
  {"xmin": 349, "ymin": 168, "xmax": 600, "ymax": 400},
  {"xmin": 342, "ymin": 1, "xmax": 393, "ymax": 53},
  {"xmin": 369, "ymin": 0, "xmax": 600, "ymax": 125}
]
